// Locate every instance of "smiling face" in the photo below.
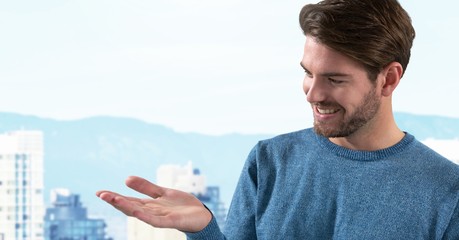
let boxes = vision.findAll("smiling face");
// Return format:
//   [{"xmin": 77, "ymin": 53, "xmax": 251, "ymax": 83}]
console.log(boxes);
[{"xmin": 301, "ymin": 37, "xmax": 382, "ymax": 138}]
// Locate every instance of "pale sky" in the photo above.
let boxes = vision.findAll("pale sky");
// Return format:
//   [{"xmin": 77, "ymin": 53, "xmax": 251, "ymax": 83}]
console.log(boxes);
[{"xmin": 1, "ymin": 0, "xmax": 458, "ymax": 135}]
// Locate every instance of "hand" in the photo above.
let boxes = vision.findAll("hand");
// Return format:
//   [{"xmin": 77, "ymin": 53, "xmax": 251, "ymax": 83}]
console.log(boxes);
[{"xmin": 96, "ymin": 176, "xmax": 212, "ymax": 233}]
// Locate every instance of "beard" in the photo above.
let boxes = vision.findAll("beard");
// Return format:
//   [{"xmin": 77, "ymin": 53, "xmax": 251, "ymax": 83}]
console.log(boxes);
[{"xmin": 313, "ymin": 87, "xmax": 380, "ymax": 138}]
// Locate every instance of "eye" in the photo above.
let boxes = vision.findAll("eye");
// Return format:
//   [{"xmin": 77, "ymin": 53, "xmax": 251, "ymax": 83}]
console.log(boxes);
[
  {"xmin": 304, "ymin": 69, "xmax": 313, "ymax": 78},
  {"xmin": 329, "ymin": 78, "xmax": 344, "ymax": 84}
]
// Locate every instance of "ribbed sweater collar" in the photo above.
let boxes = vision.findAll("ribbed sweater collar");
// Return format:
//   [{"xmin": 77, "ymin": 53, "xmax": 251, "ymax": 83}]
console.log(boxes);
[{"xmin": 314, "ymin": 130, "xmax": 415, "ymax": 161}]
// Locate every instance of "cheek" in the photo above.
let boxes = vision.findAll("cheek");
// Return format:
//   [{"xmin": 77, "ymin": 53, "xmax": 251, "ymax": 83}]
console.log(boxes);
[{"xmin": 339, "ymin": 93, "xmax": 366, "ymax": 110}]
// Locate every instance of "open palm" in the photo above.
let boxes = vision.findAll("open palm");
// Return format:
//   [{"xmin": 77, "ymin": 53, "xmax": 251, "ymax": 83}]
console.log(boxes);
[{"xmin": 96, "ymin": 176, "xmax": 212, "ymax": 233}]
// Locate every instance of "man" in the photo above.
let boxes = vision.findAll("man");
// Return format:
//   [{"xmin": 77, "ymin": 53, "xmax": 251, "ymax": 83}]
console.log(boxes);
[{"xmin": 97, "ymin": 0, "xmax": 459, "ymax": 239}]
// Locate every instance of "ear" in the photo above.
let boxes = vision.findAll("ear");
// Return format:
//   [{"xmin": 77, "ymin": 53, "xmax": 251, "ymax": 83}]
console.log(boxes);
[{"xmin": 380, "ymin": 62, "xmax": 403, "ymax": 97}]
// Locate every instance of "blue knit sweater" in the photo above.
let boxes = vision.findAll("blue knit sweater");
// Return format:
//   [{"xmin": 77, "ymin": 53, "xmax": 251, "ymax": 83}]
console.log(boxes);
[{"xmin": 187, "ymin": 128, "xmax": 459, "ymax": 239}]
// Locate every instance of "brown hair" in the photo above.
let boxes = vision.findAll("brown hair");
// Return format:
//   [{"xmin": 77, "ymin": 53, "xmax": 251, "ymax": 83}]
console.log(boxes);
[{"xmin": 299, "ymin": 0, "xmax": 415, "ymax": 81}]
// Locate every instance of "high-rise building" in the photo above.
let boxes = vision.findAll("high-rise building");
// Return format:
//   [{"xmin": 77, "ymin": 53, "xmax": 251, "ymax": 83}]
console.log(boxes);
[
  {"xmin": 127, "ymin": 162, "xmax": 227, "ymax": 240},
  {"xmin": 44, "ymin": 189, "xmax": 112, "ymax": 240},
  {"xmin": 0, "ymin": 130, "xmax": 45, "ymax": 240}
]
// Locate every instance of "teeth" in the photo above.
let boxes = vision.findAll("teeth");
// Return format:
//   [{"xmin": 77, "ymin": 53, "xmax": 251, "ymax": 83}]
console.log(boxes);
[{"xmin": 317, "ymin": 108, "xmax": 338, "ymax": 114}]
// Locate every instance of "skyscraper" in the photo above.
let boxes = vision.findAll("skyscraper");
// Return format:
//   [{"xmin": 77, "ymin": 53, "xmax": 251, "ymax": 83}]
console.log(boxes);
[
  {"xmin": 0, "ymin": 130, "xmax": 45, "ymax": 240},
  {"xmin": 44, "ymin": 189, "xmax": 112, "ymax": 240},
  {"xmin": 127, "ymin": 162, "xmax": 227, "ymax": 240}
]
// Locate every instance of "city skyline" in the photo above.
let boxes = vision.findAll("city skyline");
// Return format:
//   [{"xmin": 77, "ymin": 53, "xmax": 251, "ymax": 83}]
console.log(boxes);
[
  {"xmin": 0, "ymin": 129, "xmax": 227, "ymax": 240},
  {"xmin": 1, "ymin": 0, "xmax": 458, "ymax": 135}
]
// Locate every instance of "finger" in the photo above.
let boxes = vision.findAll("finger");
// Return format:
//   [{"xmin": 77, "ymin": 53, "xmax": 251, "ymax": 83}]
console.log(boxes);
[
  {"xmin": 97, "ymin": 191, "xmax": 127, "ymax": 202},
  {"xmin": 96, "ymin": 190, "xmax": 111, "ymax": 197},
  {"xmin": 125, "ymin": 176, "xmax": 166, "ymax": 199},
  {"xmin": 97, "ymin": 192, "xmax": 144, "ymax": 217},
  {"xmin": 98, "ymin": 191, "xmax": 151, "ymax": 208},
  {"xmin": 97, "ymin": 191, "xmax": 128, "ymax": 207}
]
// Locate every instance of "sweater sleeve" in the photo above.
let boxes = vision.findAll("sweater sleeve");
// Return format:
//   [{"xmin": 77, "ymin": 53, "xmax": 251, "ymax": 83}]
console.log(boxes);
[
  {"xmin": 185, "ymin": 215, "xmax": 226, "ymax": 240},
  {"xmin": 222, "ymin": 146, "xmax": 259, "ymax": 239}
]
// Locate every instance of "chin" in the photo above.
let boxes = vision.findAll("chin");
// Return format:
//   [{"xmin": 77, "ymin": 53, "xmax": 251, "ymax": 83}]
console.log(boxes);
[{"xmin": 313, "ymin": 123, "xmax": 359, "ymax": 138}]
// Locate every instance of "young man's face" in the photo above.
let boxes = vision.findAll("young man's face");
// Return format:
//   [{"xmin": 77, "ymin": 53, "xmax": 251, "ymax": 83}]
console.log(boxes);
[{"xmin": 301, "ymin": 37, "xmax": 381, "ymax": 138}]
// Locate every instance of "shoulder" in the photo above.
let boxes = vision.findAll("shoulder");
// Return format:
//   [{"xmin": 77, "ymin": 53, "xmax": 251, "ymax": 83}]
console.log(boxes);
[
  {"xmin": 257, "ymin": 128, "xmax": 315, "ymax": 149},
  {"xmin": 409, "ymin": 138, "xmax": 459, "ymax": 171},
  {"xmin": 245, "ymin": 128, "xmax": 320, "ymax": 166},
  {"xmin": 406, "ymin": 137, "xmax": 459, "ymax": 188}
]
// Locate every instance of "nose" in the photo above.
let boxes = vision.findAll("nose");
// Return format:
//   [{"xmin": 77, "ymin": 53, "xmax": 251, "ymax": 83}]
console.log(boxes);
[{"xmin": 304, "ymin": 77, "xmax": 326, "ymax": 103}]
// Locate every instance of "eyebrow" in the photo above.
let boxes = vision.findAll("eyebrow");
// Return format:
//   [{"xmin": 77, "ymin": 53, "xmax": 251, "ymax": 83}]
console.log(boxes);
[{"xmin": 300, "ymin": 62, "xmax": 351, "ymax": 77}]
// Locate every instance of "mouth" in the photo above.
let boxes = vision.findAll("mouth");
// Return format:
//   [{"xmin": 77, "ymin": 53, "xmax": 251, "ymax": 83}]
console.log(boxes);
[{"xmin": 316, "ymin": 107, "xmax": 340, "ymax": 115}]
